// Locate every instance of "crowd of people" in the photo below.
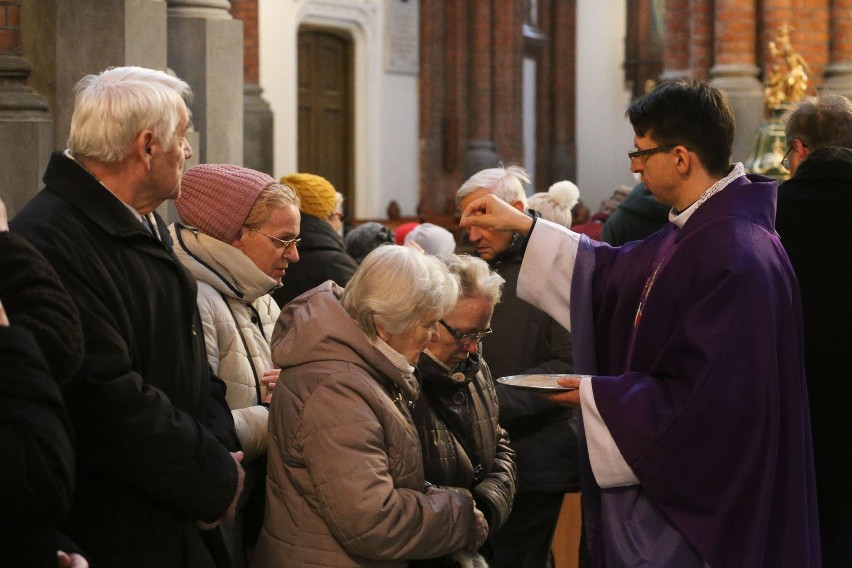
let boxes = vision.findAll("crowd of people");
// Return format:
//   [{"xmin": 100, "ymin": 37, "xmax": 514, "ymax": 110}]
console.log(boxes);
[{"xmin": 1, "ymin": 64, "xmax": 846, "ymax": 568}]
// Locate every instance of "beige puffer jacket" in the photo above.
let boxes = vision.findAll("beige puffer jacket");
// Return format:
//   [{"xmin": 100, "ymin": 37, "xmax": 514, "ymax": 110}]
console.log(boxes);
[
  {"xmin": 253, "ymin": 282, "xmax": 477, "ymax": 567},
  {"xmin": 170, "ymin": 224, "xmax": 279, "ymax": 459}
]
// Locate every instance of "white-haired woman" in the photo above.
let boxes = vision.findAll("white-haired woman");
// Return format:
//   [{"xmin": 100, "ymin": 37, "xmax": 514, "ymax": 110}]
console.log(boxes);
[
  {"xmin": 409, "ymin": 254, "xmax": 517, "ymax": 567},
  {"xmin": 254, "ymin": 245, "xmax": 489, "ymax": 567}
]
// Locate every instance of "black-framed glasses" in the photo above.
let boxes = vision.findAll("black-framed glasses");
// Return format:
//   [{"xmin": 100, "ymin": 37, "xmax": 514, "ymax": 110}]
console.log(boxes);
[
  {"xmin": 781, "ymin": 138, "xmax": 808, "ymax": 171},
  {"xmin": 439, "ymin": 319, "xmax": 492, "ymax": 345},
  {"xmin": 248, "ymin": 227, "xmax": 301, "ymax": 250},
  {"xmin": 781, "ymin": 145, "xmax": 794, "ymax": 170},
  {"xmin": 627, "ymin": 144, "xmax": 678, "ymax": 162}
]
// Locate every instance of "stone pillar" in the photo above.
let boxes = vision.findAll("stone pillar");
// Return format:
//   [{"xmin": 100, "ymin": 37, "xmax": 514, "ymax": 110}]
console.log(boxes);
[
  {"xmin": 167, "ymin": 0, "xmax": 243, "ymax": 165},
  {"xmin": 1, "ymin": 0, "xmax": 51, "ymax": 216},
  {"xmin": 661, "ymin": 0, "xmax": 691, "ymax": 82},
  {"xmin": 231, "ymin": 0, "xmax": 272, "ymax": 175},
  {"xmin": 23, "ymin": 0, "xmax": 168, "ymax": 152},
  {"xmin": 689, "ymin": 0, "xmax": 713, "ymax": 81},
  {"xmin": 822, "ymin": 0, "xmax": 852, "ymax": 98},
  {"xmin": 463, "ymin": 0, "xmax": 500, "ymax": 179},
  {"xmin": 709, "ymin": 0, "xmax": 764, "ymax": 163}
]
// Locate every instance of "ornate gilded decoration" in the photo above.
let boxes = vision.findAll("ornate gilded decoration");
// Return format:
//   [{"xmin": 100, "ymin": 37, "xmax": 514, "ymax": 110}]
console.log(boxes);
[
  {"xmin": 764, "ymin": 24, "xmax": 812, "ymax": 115},
  {"xmin": 746, "ymin": 25, "xmax": 812, "ymax": 180}
]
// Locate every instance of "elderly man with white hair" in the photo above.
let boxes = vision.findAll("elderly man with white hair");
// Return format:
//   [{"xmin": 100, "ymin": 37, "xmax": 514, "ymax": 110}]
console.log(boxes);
[
  {"xmin": 456, "ymin": 165, "xmax": 579, "ymax": 568},
  {"xmin": 11, "ymin": 66, "xmax": 243, "ymax": 568}
]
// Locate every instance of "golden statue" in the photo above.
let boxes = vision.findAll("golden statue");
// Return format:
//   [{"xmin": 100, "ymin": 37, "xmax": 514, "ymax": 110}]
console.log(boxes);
[
  {"xmin": 764, "ymin": 24, "xmax": 812, "ymax": 115},
  {"xmin": 746, "ymin": 24, "xmax": 812, "ymax": 179}
]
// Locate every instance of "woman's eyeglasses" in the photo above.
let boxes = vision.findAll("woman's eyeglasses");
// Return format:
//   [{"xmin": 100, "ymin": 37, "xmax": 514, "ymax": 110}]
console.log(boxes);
[
  {"xmin": 439, "ymin": 319, "xmax": 492, "ymax": 345},
  {"xmin": 248, "ymin": 227, "xmax": 301, "ymax": 250}
]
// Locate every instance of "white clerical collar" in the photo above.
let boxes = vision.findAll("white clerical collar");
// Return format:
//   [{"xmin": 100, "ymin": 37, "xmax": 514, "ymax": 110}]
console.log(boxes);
[{"xmin": 669, "ymin": 162, "xmax": 746, "ymax": 228}]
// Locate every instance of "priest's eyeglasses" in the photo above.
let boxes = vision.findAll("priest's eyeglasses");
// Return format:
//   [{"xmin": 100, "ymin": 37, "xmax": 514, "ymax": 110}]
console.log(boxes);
[
  {"xmin": 248, "ymin": 227, "xmax": 301, "ymax": 250},
  {"xmin": 439, "ymin": 319, "xmax": 493, "ymax": 345},
  {"xmin": 628, "ymin": 144, "xmax": 678, "ymax": 162}
]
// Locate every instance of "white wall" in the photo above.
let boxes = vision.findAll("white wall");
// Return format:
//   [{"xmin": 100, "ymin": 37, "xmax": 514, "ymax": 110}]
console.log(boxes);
[
  {"xmin": 257, "ymin": 0, "xmax": 420, "ymax": 218},
  {"xmin": 576, "ymin": 0, "xmax": 637, "ymax": 209}
]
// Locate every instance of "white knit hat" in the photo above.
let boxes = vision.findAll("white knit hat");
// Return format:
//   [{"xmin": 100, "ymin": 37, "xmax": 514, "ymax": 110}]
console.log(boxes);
[{"xmin": 404, "ymin": 223, "xmax": 457, "ymax": 257}]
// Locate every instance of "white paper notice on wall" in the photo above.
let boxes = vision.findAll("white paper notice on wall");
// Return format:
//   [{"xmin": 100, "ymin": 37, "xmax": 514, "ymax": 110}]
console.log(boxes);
[{"xmin": 385, "ymin": 0, "xmax": 419, "ymax": 75}]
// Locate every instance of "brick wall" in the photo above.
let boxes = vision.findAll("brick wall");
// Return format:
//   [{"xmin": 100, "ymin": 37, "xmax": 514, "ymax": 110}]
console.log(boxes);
[
  {"xmin": 830, "ymin": 0, "xmax": 852, "ymax": 66},
  {"xmin": 231, "ymin": 0, "xmax": 258, "ymax": 84},
  {"xmin": 664, "ymin": 0, "xmax": 690, "ymax": 72},
  {"xmin": 658, "ymin": 0, "xmax": 839, "ymax": 89},
  {"xmin": 689, "ymin": 0, "xmax": 713, "ymax": 80},
  {"xmin": 418, "ymin": 0, "xmax": 577, "ymax": 216}
]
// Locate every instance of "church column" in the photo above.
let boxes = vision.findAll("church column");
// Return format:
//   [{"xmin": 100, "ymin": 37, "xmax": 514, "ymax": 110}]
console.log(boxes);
[
  {"xmin": 167, "ymin": 0, "xmax": 243, "ymax": 165},
  {"xmin": 23, "ymin": 0, "xmax": 168, "ymax": 153},
  {"xmin": 463, "ymin": 0, "xmax": 500, "ymax": 179},
  {"xmin": 1, "ymin": 0, "xmax": 51, "ymax": 216},
  {"xmin": 660, "ymin": 0, "xmax": 690, "ymax": 82},
  {"xmin": 231, "ymin": 0, "xmax": 272, "ymax": 175},
  {"xmin": 492, "ymin": 0, "xmax": 524, "ymax": 167},
  {"xmin": 709, "ymin": 0, "xmax": 764, "ymax": 162},
  {"xmin": 822, "ymin": 0, "xmax": 852, "ymax": 98},
  {"xmin": 689, "ymin": 0, "xmax": 713, "ymax": 81},
  {"xmin": 546, "ymin": 0, "xmax": 576, "ymax": 184}
]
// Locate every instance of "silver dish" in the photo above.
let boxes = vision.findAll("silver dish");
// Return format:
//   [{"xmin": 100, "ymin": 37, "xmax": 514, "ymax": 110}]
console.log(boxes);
[{"xmin": 496, "ymin": 374, "xmax": 585, "ymax": 391}]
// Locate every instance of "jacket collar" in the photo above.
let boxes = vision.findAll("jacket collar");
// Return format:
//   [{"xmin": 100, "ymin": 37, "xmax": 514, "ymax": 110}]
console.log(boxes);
[
  {"xmin": 297, "ymin": 212, "xmax": 347, "ymax": 252},
  {"xmin": 418, "ymin": 351, "xmax": 481, "ymax": 388},
  {"xmin": 170, "ymin": 223, "xmax": 278, "ymax": 301},
  {"xmin": 43, "ymin": 151, "xmax": 157, "ymax": 240}
]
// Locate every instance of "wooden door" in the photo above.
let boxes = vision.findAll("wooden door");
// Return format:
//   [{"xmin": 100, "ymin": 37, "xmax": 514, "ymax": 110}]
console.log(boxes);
[{"xmin": 297, "ymin": 28, "xmax": 354, "ymax": 216}]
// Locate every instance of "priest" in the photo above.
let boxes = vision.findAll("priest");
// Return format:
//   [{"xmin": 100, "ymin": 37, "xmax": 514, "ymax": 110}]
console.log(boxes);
[{"xmin": 460, "ymin": 80, "xmax": 820, "ymax": 568}]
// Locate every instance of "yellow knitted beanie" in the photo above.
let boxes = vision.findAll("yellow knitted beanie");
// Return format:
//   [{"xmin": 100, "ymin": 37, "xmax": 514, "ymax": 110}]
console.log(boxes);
[{"xmin": 280, "ymin": 173, "xmax": 337, "ymax": 220}]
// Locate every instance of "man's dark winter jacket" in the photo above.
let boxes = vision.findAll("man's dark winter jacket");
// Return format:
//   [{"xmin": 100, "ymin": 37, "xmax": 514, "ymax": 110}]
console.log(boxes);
[
  {"xmin": 11, "ymin": 152, "xmax": 240, "ymax": 568},
  {"xmin": 271, "ymin": 212, "xmax": 358, "ymax": 308}
]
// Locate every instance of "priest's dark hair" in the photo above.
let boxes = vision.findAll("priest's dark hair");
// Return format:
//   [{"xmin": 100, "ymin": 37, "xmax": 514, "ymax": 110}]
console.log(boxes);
[{"xmin": 627, "ymin": 80, "xmax": 735, "ymax": 177}]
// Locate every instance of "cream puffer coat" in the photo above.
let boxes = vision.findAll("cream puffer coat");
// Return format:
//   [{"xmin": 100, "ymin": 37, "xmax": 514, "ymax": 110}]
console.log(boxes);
[
  {"xmin": 170, "ymin": 224, "xmax": 278, "ymax": 459},
  {"xmin": 253, "ymin": 282, "xmax": 478, "ymax": 567}
]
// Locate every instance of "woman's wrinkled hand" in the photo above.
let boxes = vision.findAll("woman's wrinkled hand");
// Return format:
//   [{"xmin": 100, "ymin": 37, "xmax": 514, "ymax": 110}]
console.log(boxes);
[
  {"xmin": 261, "ymin": 369, "xmax": 280, "ymax": 404},
  {"xmin": 465, "ymin": 506, "xmax": 489, "ymax": 552}
]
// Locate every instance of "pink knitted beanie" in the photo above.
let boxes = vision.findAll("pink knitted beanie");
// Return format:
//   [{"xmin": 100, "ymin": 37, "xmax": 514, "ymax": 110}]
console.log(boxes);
[{"xmin": 176, "ymin": 164, "xmax": 275, "ymax": 243}]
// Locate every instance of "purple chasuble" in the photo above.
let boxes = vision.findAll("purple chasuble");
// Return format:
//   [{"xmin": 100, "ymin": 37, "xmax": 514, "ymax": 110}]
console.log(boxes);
[{"xmin": 569, "ymin": 174, "xmax": 820, "ymax": 567}]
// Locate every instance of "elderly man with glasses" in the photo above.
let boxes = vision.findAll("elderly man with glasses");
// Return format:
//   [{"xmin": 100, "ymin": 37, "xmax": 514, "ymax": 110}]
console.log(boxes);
[
  {"xmin": 456, "ymin": 164, "xmax": 579, "ymax": 568},
  {"xmin": 460, "ymin": 80, "xmax": 820, "ymax": 568},
  {"xmin": 775, "ymin": 93, "xmax": 852, "ymax": 567}
]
